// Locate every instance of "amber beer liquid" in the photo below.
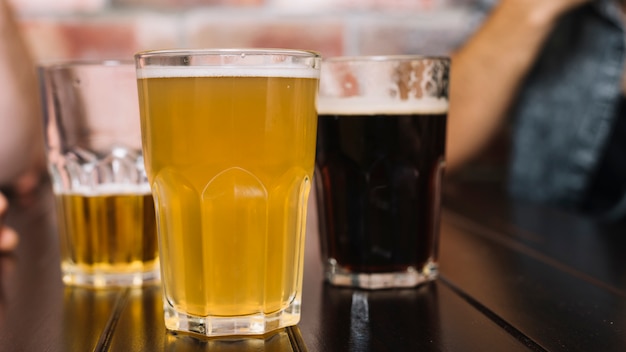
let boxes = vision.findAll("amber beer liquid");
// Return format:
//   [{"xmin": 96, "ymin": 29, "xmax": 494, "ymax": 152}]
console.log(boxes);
[
  {"xmin": 315, "ymin": 99, "xmax": 447, "ymax": 288},
  {"xmin": 55, "ymin": 185, "xmax": 159, "ymax": 286},
  {"xmin": 137, "ymin": 65, "xmax": 318, "ymax": 334}
]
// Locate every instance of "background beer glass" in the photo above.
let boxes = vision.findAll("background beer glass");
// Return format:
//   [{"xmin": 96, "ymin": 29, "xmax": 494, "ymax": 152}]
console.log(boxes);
[
  {"xmin": 315, "ymin": 55, "xmax": 449, "ymax": 289},
  {"xmin": 40, "ymin": 61, "xmax": 159, "ymax": 288},
  {"xmin": 135, "ymin": 49, "xmax": 320, "ymax": 336}
]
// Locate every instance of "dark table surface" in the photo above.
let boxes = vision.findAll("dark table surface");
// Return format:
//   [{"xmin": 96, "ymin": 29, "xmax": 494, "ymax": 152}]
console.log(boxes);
[{"xmin": 1, "ymin": 180, "xmax": 625, "ymax": 352}]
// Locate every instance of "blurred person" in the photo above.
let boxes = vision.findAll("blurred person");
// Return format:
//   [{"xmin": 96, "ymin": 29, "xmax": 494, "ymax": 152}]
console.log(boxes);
[
  {"xmin": 447, "ymin": 0, "xmax": 626, "ymax": 221},
  {"xmin": 0, "ymin": 0, "xmax": 45, "ymax": 252}
]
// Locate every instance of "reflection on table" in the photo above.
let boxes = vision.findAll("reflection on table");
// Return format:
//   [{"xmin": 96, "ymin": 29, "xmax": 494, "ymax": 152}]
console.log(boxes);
[{"xmin": 2, "ymin": 181, "xmax": 626, "ymax": 351}]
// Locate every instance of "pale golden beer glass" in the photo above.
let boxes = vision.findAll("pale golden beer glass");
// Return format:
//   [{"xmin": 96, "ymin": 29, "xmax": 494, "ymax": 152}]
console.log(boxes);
[
  {"xmin": 135, "ymin": 49, "xmax": 321, "ymax": 336},
  {"xmin": 40, "ymin": 61, "xmax": 160, "ymax": 288}
]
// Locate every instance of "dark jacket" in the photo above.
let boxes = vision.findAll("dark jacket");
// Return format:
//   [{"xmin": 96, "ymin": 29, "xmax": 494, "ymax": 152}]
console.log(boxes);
[{"xmin": 478, "ymin": 0, "xmax": 625, "ymax": 218}]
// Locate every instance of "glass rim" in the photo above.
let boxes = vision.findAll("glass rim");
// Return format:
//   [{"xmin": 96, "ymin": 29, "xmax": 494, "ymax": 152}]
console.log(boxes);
[
  {"xmin": 38, "ymin": 59, "xmax": 134, "ymax": 71},
  {"xmin": 322, "ymin": 55, "xmax": 450, "ymax": 63},
  {"xmin": 134, "ymin": 48, "xmax": 322, "ymax": 60}
]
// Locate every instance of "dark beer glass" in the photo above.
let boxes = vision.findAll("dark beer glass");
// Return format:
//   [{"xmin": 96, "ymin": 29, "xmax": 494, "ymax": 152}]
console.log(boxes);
[{"xmin": 315, "ymin": 56, "xmax": 449, "ymax": 289}]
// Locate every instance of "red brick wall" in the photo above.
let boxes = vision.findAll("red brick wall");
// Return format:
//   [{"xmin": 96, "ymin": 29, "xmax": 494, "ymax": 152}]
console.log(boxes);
[{"xmin": 8, "ymin": 0, "xmax": 480, "ymax": 63}]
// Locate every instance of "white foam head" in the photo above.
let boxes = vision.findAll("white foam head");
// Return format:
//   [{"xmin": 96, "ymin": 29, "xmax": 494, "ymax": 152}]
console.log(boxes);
[
  {"xmin": 137, "ymin": 66, "xmax": 320, "ymax": 79},
  {"xmin": 317, "ymin": 96, "xmax": 448, "ymax": 116},
  {"xmin": 58, "ymin": 183, "xmax": 152, "ymax": 196}
]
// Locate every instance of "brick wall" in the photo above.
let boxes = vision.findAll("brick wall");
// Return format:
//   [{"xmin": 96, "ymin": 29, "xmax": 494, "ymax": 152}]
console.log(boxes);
[{"xmin": 9, "ymin": 0, "xmax": 483, "ymax": 64}]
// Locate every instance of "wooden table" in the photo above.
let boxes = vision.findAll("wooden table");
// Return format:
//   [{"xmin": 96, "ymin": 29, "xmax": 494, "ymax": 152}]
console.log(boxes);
[{"xmin": 1, "ymin": 180, "xmax": 625, "ymax": 351}]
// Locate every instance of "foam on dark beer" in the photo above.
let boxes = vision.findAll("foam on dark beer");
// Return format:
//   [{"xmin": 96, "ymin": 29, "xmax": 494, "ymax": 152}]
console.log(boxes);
[{"xmin": 317, "ymin": 97, "xmax": 448, "ymax": 116}]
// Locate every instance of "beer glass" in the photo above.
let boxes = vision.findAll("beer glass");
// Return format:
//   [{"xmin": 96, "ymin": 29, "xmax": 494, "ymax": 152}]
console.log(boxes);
[
  {"xmin": 315, "ymin": 56, "xmax": 449, "ymax": 289},
  {"xmin": 40, "ymin": 61, "xmax": 159, "ymax": 288},
  {"xmin": 135, "ymin": 49, "xmax": 320, "ymax": 336}
]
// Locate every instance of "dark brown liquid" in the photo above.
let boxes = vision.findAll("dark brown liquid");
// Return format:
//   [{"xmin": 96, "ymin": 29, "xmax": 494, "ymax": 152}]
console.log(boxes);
[{"xmin": 315, "ymin": 112, "xmax": 446, "ymax": 273}]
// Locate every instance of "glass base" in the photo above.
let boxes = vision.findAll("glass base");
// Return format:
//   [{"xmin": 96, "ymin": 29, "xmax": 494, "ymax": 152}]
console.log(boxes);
[
  {"xmin": 163, "ymin": 299, "xmax": 301, "ymax": 337},
  {"xmin": 61, "ymin": 265, "xmax": 160, "ymax": 288},
  {"xmin": 324, "ymin": 259, "xmax": 438, "ymax": 289}
]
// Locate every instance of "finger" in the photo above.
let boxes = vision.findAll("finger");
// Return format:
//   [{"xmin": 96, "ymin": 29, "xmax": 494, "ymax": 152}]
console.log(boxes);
[
  {"xmin": 0, "ymin": 192, "xmax": 7, "ymax": 215},
  {"xmin": 0, "ymin": 227, "xmax": 18, "ymax": 252},
  {"xmin": 0, "ymin": 193, "xmax": 19, "ymax": 252}
]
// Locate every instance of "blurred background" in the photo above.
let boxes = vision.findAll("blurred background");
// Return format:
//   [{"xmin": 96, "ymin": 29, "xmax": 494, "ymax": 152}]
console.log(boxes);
[
  {"xmin": 9, "ymin": 0, "xmax": 506, "ymax": 184},
  {"xmin": 10, "ymin": 0, "xmax": 482, "ymax": 63}
]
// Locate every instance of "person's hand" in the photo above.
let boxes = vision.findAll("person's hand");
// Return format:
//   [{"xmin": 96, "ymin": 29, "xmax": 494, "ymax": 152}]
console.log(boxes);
[
  {"xmin": 0, "ymin": 192, "xmax": 18, "ymax": 252},
  {"xmin": 446, "ymin": 0, "xmax": 596, "ymax": 172},
  {"xmin": 498, "ymin": 0, "xmax": 593, "ymax": 26}
]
